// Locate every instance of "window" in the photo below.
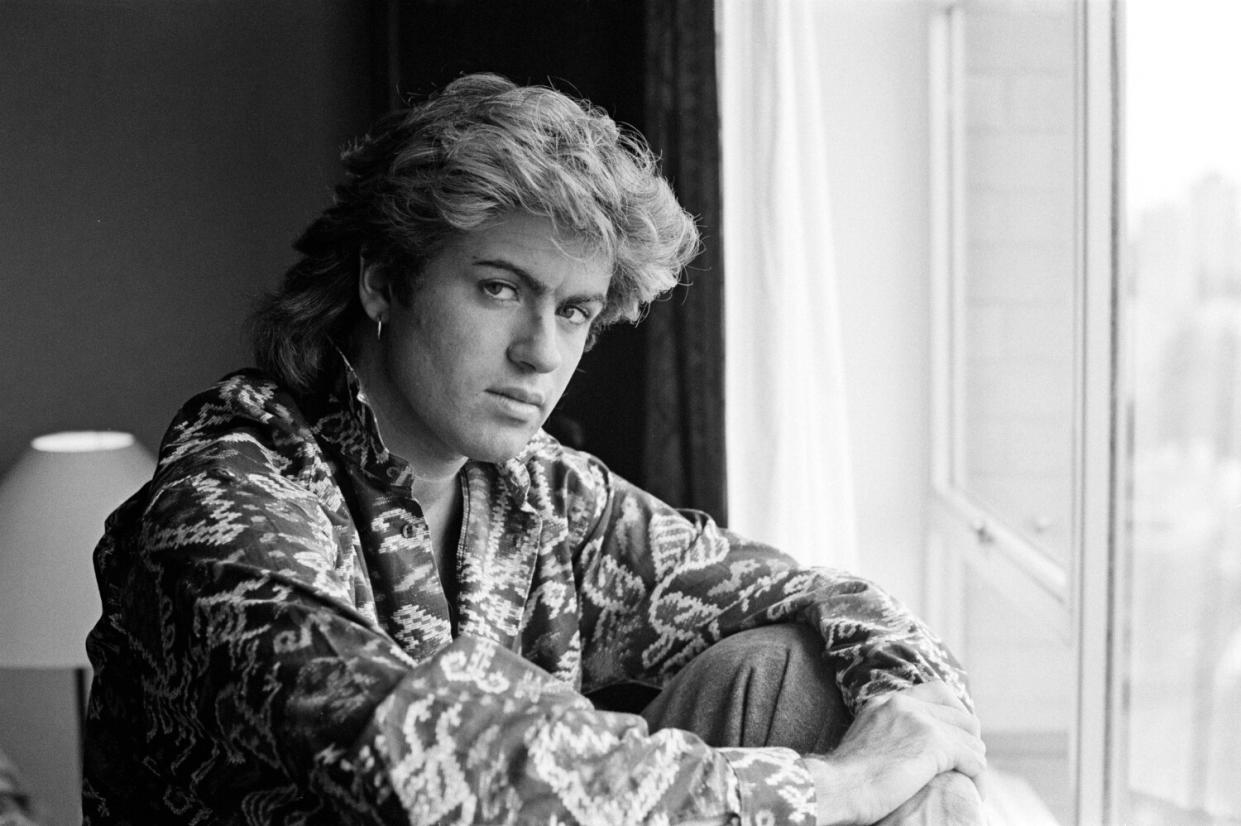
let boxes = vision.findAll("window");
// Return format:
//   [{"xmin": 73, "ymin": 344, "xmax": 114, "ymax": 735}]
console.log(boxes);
[
  {"xmin": 933, "ymin": 1, "xmax": 1241, "ymax": 822},
  {"xmin": 1119, "ymin": 1, "xmax": 1241, "ymax": 820},
  {"xmin": 928, "ymin": 0, "xmax": 1115, "ymax": 821}
]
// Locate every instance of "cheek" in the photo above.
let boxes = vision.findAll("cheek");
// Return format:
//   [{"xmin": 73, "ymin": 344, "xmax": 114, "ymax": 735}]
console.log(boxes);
[{"xmin": 406, "ymin": 310, "xmax": 483, "ymax": 373}]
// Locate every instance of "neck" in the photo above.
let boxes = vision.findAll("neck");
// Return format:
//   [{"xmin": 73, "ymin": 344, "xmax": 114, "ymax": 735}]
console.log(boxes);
[{"xmin": 409, "ymin": 470, "xmax": 461, "ymax": 508}]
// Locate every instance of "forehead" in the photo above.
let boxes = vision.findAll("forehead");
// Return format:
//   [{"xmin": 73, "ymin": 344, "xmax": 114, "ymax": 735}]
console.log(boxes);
[{"xmin": 444, "ymin": 211, "xmax": 613, "ymax": 292}]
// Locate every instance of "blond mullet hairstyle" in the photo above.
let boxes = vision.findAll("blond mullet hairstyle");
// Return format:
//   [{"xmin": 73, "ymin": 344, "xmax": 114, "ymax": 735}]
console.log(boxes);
[{"xmin": 250, "ymin": 73, "xmax": 700, "ymax": 395}]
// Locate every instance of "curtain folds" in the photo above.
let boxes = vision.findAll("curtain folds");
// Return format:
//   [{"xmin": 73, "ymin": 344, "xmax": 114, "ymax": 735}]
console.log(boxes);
[
  {"xmin": 641, "ymin": 0, "xmax": 729, "ymax": 522},
  {"xmin": 719, "ymin": 0, "xmax": 858, "ymax": 568}
]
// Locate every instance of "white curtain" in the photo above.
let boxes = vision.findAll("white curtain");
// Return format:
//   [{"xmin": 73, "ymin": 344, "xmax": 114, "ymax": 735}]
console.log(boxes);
[{"xmin": 719, "ymin": 0, "xmax": 857, "ymax": 569}]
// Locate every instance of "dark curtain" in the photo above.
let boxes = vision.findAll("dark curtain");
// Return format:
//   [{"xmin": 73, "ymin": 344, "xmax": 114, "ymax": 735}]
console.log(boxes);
[{"xmin": 640, "ymin": 0, "xmax": 728, "ymax": 522}]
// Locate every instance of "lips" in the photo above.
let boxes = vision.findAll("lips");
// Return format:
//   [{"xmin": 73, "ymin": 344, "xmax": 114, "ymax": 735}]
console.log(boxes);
[{"xmin": 489, "ymin": 387, "xmax": 546, "ymax": 410}]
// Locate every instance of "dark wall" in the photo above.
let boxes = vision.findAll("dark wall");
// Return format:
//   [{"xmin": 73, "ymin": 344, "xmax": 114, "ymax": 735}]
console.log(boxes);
[
  {"xmin": 391, "ymin": 0, "xmax": 651, "ymax": 483},
  {"xmin": 0, "ymin": 1, "xmax": 375, "ymax": 473},
  {"xmin": 0, "ymin": 4, "xmax": 375, "ymax": 823}
]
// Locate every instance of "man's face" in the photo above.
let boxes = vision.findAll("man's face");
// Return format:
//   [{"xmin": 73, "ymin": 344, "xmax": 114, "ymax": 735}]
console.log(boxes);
[{"xmin": 363, "ymin": 211, "xmax": 612, "ymax": 471}]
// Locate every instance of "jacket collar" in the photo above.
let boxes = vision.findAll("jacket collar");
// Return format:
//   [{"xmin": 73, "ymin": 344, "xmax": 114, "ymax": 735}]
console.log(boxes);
[{"xmin": 309, "ymin": 350, "xmax": 537, "ymax": 502}]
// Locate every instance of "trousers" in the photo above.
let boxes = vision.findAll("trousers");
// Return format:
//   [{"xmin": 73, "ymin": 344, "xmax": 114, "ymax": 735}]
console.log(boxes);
[{"xmin": 590, "ymin": 623, "xmax": 852, "ymax": 753}]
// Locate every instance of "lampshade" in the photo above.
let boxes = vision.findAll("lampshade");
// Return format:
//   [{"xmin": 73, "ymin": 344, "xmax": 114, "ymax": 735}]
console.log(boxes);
[{"xmin": 0, "ymin": 431, "xmax": 155, "ymax": 668}]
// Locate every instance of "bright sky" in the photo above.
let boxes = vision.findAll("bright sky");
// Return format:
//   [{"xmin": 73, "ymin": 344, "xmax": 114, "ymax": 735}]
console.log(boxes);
[{"xmin": 1125, "ymin": 0, "xmax": 1241, "ymax": 211}]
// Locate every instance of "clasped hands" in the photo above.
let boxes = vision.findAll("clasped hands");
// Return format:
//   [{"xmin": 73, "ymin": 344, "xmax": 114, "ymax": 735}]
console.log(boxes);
[{"xmin": 803, "ymin": 681, "xmax": 987, "ymax": 826}]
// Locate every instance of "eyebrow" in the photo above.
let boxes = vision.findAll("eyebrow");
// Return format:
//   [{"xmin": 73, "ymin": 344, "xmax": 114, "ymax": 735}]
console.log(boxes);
[{"xmin": 474, "ymin": 258, "xmax": 608, "ymax": 306}]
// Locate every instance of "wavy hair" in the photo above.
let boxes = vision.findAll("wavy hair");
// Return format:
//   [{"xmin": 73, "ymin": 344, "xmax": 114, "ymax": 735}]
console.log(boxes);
[{"xmin": 249, "ymin": 73, "xmax": 700, "ymax": 394}]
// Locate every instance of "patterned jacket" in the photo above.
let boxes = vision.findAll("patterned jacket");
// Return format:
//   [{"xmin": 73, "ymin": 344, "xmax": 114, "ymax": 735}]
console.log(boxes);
[{"xmin": 83, "ymin": 364, "xmax": 968, "ymax": 825}]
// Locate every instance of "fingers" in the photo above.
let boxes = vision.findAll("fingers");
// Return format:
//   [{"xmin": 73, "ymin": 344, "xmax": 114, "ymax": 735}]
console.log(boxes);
[
  {"xmin": 945, "ymin": 724, "xmax": 988, "ymax": 779},
  {"xmin": 873, "ymin": 773, "xmax": 986, "ymax": 826},
  {"xmin": 889, "ymin": 682, "xmax": 984, "ymax": 744},
  {"xmin": 923, "ymin": 700, "xmax": 983, "ymax": 738},
  {"xmin": 973, "ymin": 769, "xmax": 994, "ymax": 802},
  {"xmin": 866, "ymin": 687, "xmax": 988, "ymax": 778},
  {"xmin": 918, "ymin": 697, "xmax": 987, "ymax": 778},
  {"xmin": 876, "ymin": 684, "xmax": 982, "ymax": 739},
  {"xmin": 816, "ymin": 684, "xmax": 989, "ymax": 824}
]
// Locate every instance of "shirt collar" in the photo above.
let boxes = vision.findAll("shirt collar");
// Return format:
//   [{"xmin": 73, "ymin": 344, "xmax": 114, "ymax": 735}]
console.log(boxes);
[{"xmin": 311, "ymin": 348, "xmax": 537, "ymax": 501}]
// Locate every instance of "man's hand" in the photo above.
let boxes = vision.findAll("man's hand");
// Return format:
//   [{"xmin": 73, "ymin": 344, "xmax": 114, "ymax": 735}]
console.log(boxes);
[
  {"xmin": 875, "ymin": 771, "xmax": 985, "ymax": 825},
  {"xmin": 802, "ymin": 681, "xmax": 986, "ymax": 825}
]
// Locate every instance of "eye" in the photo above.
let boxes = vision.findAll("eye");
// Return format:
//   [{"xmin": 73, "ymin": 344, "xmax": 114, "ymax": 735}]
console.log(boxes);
[
  {"xmin": 559, "ymin": 303, "xmax": 598, "ymax": 326},
  {"xmin": 481, "ymin": 281, "xmax": 518, "ymax": 301}
]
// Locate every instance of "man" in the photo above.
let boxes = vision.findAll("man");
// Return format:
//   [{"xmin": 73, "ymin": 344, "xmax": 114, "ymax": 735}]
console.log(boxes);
[{"xmin": 84, "ymin": 74, "xmax": 984, "ymax": 824}]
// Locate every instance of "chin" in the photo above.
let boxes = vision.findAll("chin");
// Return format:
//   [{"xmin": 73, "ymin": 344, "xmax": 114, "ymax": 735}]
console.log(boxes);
[{"xmin": 467, "ymin": 431, "xmax": 537, "ymax": 464}]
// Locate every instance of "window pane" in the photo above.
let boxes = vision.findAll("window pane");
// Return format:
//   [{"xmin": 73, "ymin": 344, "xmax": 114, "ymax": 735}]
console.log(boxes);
[
  {"xmin": 957, "ymin": 0, "xmax": 1077, "ymax": 567},
  {"xmin": 1122, "ymin": 1, "xmax": 1241, "ymax": 821},
  {"xmin": 943, "ymin": 4, "xmax": 1080, "ymax": 819},
  {"xmin": 964, "ymin": 567, "xmax": 1073, "ymax": 825}
]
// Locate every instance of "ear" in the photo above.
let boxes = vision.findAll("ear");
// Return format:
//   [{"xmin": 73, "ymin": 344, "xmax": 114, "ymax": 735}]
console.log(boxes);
[{"xmin": 357, "ymin": 254, "xmax": 394, "ymax": 324}]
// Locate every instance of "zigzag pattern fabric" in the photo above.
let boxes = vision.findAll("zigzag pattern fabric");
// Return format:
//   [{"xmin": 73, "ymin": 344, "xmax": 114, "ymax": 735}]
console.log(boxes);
[{"xmin": 83, "ymin": 360, "xmax": 968, "ymax": 825}]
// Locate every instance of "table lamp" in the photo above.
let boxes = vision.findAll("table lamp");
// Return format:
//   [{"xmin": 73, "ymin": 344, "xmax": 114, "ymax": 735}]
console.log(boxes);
[{"xmin": 0, "ymin": 431, "xmax": 156, "ymax": 703}]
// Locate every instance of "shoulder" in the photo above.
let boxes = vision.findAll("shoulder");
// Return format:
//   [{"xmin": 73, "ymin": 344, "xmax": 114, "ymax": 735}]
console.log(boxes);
[
  {"xmin": 164, "ymin": 369, "xmax": 309, "ymax": 445},
  {"xmin": 152, "ymin": 369, "xmax": 330, "ymax": 492},
  {"xmin": 124, "ymin": 371, "xmax": 348, "ymax": 550}
]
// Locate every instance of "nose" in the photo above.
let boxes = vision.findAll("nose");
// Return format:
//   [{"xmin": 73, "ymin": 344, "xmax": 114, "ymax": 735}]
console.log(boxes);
[{"xmin": 508, "ymin": 309, "xmax": 563, "ymax": 374}]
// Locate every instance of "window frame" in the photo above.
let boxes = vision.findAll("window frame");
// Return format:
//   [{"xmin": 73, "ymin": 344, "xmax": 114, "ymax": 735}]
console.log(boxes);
[{"xmin": 926, "ymin": 1, "xmax": 1124, "ymax": 822}]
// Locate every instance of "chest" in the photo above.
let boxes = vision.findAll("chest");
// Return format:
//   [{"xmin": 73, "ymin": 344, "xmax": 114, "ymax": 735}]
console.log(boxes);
[
  {"xmin": 420, "ymin": 489, "xmax": 462, "ymax": 596},
  {"xmin": 340, "ymin": 466, "xmax": 579, "ymax": 677}
]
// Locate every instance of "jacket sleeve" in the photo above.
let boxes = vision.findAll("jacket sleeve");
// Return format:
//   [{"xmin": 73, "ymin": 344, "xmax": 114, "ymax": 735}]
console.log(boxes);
[
  {"xmin": 571, "ymin": 456, "xmax": 971, "ymax": 714},
  {"xmin": 89, "ymin": 434, "xmax": 791, "ymax": 825}
]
